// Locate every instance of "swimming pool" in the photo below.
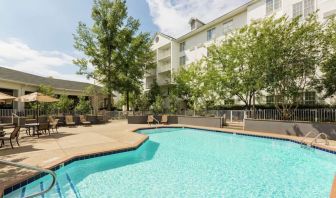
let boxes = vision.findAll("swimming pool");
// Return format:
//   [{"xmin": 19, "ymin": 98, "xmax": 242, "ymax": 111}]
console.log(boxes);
[{"xmin": 5, "ymin": 127, "xmax": 336, "ymax": 197}]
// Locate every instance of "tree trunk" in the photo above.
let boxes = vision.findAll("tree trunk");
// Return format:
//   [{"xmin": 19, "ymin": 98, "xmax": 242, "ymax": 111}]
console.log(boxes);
[
  {"xmin": 107, "ymin": 92, "xmax": 112, "ymax": 111},
  {"xmin": 126, "ymin": 91, "xmax": 130, "ymax": 111}
]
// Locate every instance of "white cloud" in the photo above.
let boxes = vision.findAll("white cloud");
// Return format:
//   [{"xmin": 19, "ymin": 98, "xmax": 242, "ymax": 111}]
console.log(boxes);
[
  {"xmin": 146, "ymin": 0, "xmax": 249, "ymax": 37},
  {"xmin": 0, "ymin": 38, "xmax": 91, "ymax": 83}
]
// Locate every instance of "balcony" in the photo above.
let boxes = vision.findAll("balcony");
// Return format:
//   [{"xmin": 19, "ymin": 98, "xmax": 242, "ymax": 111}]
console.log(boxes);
[
  {"xmin": 157, "ymin": 76, "xmax": 171, "ymax": 86},
  {"xmin": 157, "ymin": 63, "xmax": 171, "ymax": 74},
  {"xmin": 144, "ymin": 69, "xmax": 156, "ymax": 77},
  {"xmin": 157, "ymin": 49, "xmax": 171, "ymax": 61}
]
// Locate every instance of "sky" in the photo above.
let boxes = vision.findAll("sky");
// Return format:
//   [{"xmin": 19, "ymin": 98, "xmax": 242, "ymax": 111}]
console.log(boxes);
[{"xmin": 0, "ymin": 0, "xmax": 248, "ymax": 83}]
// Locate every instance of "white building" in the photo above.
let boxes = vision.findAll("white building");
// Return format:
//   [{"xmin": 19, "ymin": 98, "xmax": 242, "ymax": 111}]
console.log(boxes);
[{"xmin": 145, "ymin": 0, "xmax": 336, "ymax": 106}]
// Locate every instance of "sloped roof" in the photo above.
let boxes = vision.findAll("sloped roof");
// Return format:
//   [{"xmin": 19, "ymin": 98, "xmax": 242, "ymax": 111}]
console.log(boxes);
[{"xmin": 0, "ymin": 66, "xmax": 95, "ymax": 92}]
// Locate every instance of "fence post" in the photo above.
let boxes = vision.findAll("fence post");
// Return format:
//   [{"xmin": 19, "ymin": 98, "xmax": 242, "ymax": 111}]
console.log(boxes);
[
  {"xmin": 230, "ymin": 110, "xmax": 233, "ymax": 123},
  {"xmin": 315, "ymin": 109, "xmax": 318, "ymax": 122}
]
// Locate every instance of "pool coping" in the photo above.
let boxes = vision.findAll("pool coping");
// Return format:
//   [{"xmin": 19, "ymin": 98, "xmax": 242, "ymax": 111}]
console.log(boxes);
[{"xmin": 2, "ymin": 124, "xmax": 336, "ymax": 197}]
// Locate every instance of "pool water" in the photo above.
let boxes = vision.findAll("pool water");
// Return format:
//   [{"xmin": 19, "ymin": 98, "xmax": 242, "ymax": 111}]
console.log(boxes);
[{"xmin": 5, "ymin": 127, "xmax": 336, "ymax": 198}]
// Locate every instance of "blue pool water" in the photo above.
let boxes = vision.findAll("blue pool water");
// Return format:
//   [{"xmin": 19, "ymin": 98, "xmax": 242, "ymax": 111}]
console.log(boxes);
[{"xmin": 5, "ymin": 127, "xmax": 336, "ymax": 197}]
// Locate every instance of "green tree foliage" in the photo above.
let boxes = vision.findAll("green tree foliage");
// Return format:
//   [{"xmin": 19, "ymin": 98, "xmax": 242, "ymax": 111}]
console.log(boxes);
[
  {"xmin": 319, "ymin": 16, "xmax": 336, "ymax": 98},
  {"xmin": 261, "ymin": 15, "xmax": 323, "ymax": 119},
  {"xmin": 133, "ymin": 93, "xmax": 150, "ymax": 111},
  {"xmin": 177, "ymin": 13, "xmax": 324, "ymax": 119},
  {"xmin": 73, "ymin": 0, "xmax": 154, "ymax": 111},
  {"xmin": 147, "ymin": 80, "xmax": 161, "ymax": 105},
  {"xmin": 75, "ymin": 96, "xmax": 92, "ymax": 114},
  {"xmin": 174, "ymin": 63, "xmax": 208, "ymax": 114},
  {"xmin": 152, "ymin": 95, "xmax": 164, "ymax": 114},
  {"xmin": 57, "ymin": 95, "xmax": 74, "ymax": 113}
]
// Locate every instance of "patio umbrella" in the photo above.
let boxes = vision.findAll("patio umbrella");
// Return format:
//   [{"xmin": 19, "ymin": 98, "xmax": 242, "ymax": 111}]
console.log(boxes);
[
  {"xmin": 15, "ymin": 92, "xmax": 59, "ymax": 122},
  {"xmin": 0, "ymin": 92, "xmax": 16, "ymax": 104}
]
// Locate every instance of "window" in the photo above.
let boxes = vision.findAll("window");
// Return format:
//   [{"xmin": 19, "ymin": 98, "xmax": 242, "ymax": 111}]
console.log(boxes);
[
  {"xmin": 207, "ymin": 28, "xmax": 216, "ymax": 41},
  {"xmin": 304, "ymin": 91, "xmax": 316, "ymax": 105},
  {"xmin": 179, "ymin": 56, "xmax": 186, "ymax": 66},
  {"xmin": 179, "ymin": 42, "xmax": 185, "ymax": 52},
  {"xmin": 293, "ymin": 0, "xmax": 315, "ymax": 19},
  {"xmin": 266, "ymin": 0, "xmax": 282, "ymax": 15},
  {"xmin": 266, "ymin": 95, "xmax": 274, "ymax": 105},
  {"xmin": 304, "ymin": 0, "xmax": 315, "ymax": 17},
  {"xmin": 223, "ymin": 20, "xmax": 233, "ymax": 34},
  {"xmin": 293, "ymin": 2, "xmax": 303, "ymax": 18}
]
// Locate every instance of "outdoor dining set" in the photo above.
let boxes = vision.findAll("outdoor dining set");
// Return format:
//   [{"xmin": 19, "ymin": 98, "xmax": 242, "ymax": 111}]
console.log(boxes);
[{"xmin": 0, "ymin": 91, "xmax": 93, "ymax": 149}]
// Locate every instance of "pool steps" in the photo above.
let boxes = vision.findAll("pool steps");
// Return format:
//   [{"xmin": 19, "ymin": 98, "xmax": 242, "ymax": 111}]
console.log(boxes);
[{"xmin": 16, "ymin": 173, "xmax": 81, "ymax": 198}]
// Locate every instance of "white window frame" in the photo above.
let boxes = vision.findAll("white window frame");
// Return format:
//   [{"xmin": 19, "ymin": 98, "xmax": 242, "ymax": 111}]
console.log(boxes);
[
  {"xmin": 293, "ymin": 1, "xmax": 303, "ymax": 18},
  {"xmin": 179, "ymin": 56, "xmax": 186, "ymax": 66},
  {"xmin": 266, "ymin": 0, "xmax": 282, "ymax": 15},
  {"xmin": 293, "ymin": 0, "xmax": 316, "ymax": 19},
  {"xmin": 207, "ymin": 28, "xmax": 216, "ymax": 41},
  {"xmin": 223, "ymin": 20, "xmax": 233, "ymax": 35},
  {"xmin": 179, "ymin": 42, "xmax": 185, "ymax": 52}
]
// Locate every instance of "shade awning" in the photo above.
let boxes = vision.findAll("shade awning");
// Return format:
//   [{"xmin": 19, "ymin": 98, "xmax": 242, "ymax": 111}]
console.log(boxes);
[
  {"xmin": 0, "ymin": 92, "xmax": 16, "ymax": 103},
  {"xmin": 15, "ymin": 92, "xmax": 59, "ymax": 103}
]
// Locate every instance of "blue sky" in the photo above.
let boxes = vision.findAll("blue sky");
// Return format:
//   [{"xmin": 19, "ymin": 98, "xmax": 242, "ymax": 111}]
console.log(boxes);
[{"xmin": 0, "ymin": 0, "xmax": 247, "ymax": 82}]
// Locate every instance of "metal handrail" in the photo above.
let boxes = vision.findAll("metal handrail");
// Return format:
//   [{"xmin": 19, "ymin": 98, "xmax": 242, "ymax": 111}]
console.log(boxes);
[
  {"xmin": 300, "ymin": 131, "xmax": 316, "ymax": 144},
  {"xmin": 153, "ymin": 117, "xmax": 160, "ymax": 125},
  {"xmin": 310, "ymin": 133, "xmax": 329, "ymax": 146},
  {"xmin": 0, "ymin": 159, "xmax": 56, "ymax": 198}
]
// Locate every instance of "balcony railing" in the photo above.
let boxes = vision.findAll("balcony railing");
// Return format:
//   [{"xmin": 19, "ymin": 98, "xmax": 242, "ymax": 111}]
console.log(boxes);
[
  {"xmin": 157, "ymin": 63, "xmax": 171, "ymax": 73},
  {"xmin": 157, "ymin": 50, "xmax": 171, "ymax": 60},
  {"xmin": 144, "ymin": 69, "xmax": 156, "ymax": 77}
]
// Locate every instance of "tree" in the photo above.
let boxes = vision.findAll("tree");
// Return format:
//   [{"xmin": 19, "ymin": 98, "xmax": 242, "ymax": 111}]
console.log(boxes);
[
  {"xmin": 261, "ymin": 15, "xmax": 323, "ymax": 119},
  {"xmin": 134, "ymin": 93, "xmax": 150, "ymax": 111},
  {"xmin": 174, "ymin": 63, "xmax": 208, "ymax": 115},
  {"xmin": 206, "ymin": 18, "xmax": 267, "ymax": 110},
  {"xmin": 319, "ymin": 16, "xmax": 336, "ymax": 98},
  {"xmin": 147, "ymin": 80, "xmax": 161, "ymax": 105},
  {"xmin": 152, "ymin": 95, "xmax": 164, "ymax": 114},
  {"xmin": 75, "ymin": 96, "xmax": 92, "ymax": 114},
  {"xmin": 57, "ymin": 95, "xmax": 74, "ymax": 113},
  {"xmin": 116, "ymin": 27, "xmax": 155, "ymax": 111},
  {"xmin": 73, "ymin": 0, "xmax": 135, "ymax": 110}
]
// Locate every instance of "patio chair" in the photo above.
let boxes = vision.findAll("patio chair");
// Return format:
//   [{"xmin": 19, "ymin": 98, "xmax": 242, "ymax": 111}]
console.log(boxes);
[
  {"xmin": 79, "ymin": 115, "xmax": 91, "ymax": 126},
  {"xmin": 65, "ymin": 115, "xmax": 76, "ymax": 127},
  {"xmin": 38, "ymin": 122, "xmax": 50, "ymax": 135},
  {"xmin": 0, "ymin": 126, "xmax": 21, "ymax": 149},
  {"xmin": 147, "ymin": 115, "xmax": 154, "ymax": 126},
  {"xmin": 49, "ymin": 119, "xmax": 59, "ymax": 133},
  {"xmin": 161, "ymin": 115, "xmax": 168, "ymax": 125}
]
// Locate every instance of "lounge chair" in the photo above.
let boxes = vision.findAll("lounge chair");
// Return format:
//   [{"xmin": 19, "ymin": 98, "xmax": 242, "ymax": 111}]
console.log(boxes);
[
  {"xmin": 79, "ymin": 115, "xmax": 91, "ymax": 126},
  {"xmin": 65, "ymin": 115, "xmax": 76, "ymax": 127},
  {"xmin": 38, "ymin": 122, "xmax": 50, "ymax": 135},
  {"xmin": 161, "ymin": 115, "xmax": 168, "ymax": 125},
  {"xmin": 48, "ymin": 116, "xmax": 59, "ymax": 133},
  {"xmin": 147, "ymin": 115, "xmax": 154, "ymax": 126},
  {"xmin": 0, "ymin": 126, "xmax": 21, "ymax": 149}
]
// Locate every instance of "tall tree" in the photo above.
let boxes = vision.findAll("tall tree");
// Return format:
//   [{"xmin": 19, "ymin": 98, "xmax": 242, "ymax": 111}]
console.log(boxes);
[
  {"xmin": 262, "ymin": 15, "xmax": 323, "ymax": 119},
  {"xmin": 116, "ymin": 29, "xmax": 155, "ymax": 111},
  {"xmin": 73, "ymin": 0, "xmax": 143, "ymax": 110},
  {"xmin": 319, "ymin": 16, "xmax": 336, "ymax": 98},
  {"xmin": 206, "ymin": 19, "xmax": 266, "ymax": 110}
]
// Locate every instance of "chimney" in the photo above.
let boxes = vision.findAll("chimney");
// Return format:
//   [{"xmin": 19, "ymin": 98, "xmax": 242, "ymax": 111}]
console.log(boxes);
[{"xmin": 189, "ymin": 18, "xmax": 205, "ymax": 31}]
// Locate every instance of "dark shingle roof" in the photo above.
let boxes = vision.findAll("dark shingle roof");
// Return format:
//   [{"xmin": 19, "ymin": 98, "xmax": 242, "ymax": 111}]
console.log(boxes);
[{"xmin": 0, "ymin": 66, "xmax": 94, "ymax": 91}]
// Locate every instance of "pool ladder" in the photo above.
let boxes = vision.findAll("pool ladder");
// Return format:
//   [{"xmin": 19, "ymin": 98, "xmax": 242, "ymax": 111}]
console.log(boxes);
[
  {"xmin": 300, "ymin": 132, "xmax": 329, "ymax": 147},
  {"xmin": 0, "ymin": 159, "xmax": 56, "ymax": 198}
]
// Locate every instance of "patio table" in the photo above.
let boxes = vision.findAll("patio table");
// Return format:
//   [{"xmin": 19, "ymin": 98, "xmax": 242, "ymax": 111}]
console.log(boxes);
[{"xmin": 25, "ymin": 123, "xmax": 41, "ymax": 138}]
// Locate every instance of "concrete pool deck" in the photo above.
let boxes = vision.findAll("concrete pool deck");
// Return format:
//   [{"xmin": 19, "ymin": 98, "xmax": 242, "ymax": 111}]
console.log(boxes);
[{"xmin": 1, "ymin": 120, "xmax": 336, "ymax": 196}]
